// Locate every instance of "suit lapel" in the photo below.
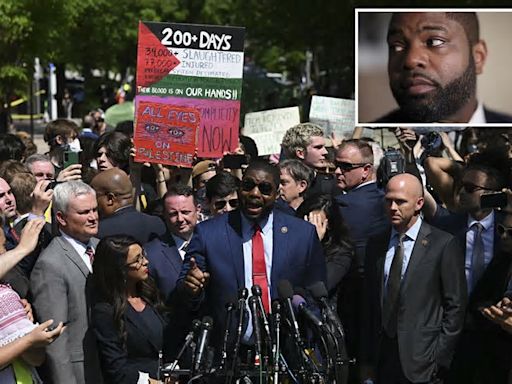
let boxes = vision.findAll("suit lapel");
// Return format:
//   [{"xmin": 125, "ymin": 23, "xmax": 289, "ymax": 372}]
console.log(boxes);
[
  {"xmin": 270, "ymin": 210, "xmax": 289, "ymax": 297},
  {"xmin": 401, "ymin": 223, "xmax": 431, "ymax": 294},
  {"xmin": 227, "ymin": 211, "xmax": 244, "ymax": 289},
  {"xmin": 59, "ymin": 237, "xmax": 90, "ymax": 277}
]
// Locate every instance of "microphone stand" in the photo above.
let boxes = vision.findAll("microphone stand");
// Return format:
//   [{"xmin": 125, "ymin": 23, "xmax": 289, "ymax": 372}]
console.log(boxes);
[
  {"xmin": 226, "ymin": 288, "xmax": 248, "ymax": 384},
  {"xmin": 219, "ymin": 301, "xmax": 235, "ymax": 371},
  {"xmin": 272, "ymin": 301, "xmax": 281, "ymax": 384}
]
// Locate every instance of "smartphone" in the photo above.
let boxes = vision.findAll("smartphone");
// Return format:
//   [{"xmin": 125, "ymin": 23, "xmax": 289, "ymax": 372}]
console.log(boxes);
[
  {"xmin": 47, "ymin": 321, "xmax": 69, "ymax": 332},
  {"xmin": 223, "ymin": 154, "xmax": 248, "ymax": 169},
  {"xmin": 62, "ymin": 151, "xmax": 80, "ymax": 169},
  {"xmin": 45, "ymin": 180, "xmax": 61, "ymax": 192},
  {"xmin": 480, "ymin": 191, "xmax": 508, "ymax": 209}
]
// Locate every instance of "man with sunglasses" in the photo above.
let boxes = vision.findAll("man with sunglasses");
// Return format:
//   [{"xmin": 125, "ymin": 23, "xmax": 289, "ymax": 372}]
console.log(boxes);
[
  {"xmin": 332, "ymin": 140, "xmax": 389, "ymax": 369},
  {"xmin": 205, "ymin": 171, "xmax": 240, "ymax": 218},
  {"xmin": 178, "ymin": 160, "xmax": 326, "ymax": 354},
  {"xmin": 427, "ymin": 161, "xmax": 510, "ymax": 383}
]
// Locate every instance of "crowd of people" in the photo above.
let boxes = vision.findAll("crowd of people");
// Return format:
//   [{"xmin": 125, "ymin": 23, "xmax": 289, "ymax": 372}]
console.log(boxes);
[{"xmin": 0, "ymin": 112, "xmax": 508, "ymax": 384}]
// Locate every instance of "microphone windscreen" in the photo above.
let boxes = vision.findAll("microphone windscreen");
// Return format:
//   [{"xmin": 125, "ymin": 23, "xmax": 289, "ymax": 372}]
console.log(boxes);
[
  {"xmin": 239, "ymin": 287, "xmax": 249, "ymax": 299},
  {"xmin": 308, "ymin": 281, "xmax": 328, "ymax": 299},
  {"xmin": 277, "ymin": 280, "xmax": 294, "ymax": 299},
  {"xmin": 291, "ymin": 294, "xmax": 306, "ymax": 311},
  {"xmin": 192, "ymin": 319, "xmax": 202, "ymax": 331},
  {"xmin": 202, "ymin": 316, "xmax": 213, "ymax": 329},
  {"xmin": 272, "ymin": 300, "xmax": 281, "ymax": 313},
  {"xmin": 251, "ymin": 285, "xmax": 262, "ymax": 297}
]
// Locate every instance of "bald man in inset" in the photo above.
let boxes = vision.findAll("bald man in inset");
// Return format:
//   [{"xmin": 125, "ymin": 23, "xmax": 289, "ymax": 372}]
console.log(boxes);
[
  {"xmin": 91, "ymin": 167, "xmax": 165, "ymax": 244},
  {"xmin": 362, "ymin": 173, "xmax": 466, "ymax": 384}
]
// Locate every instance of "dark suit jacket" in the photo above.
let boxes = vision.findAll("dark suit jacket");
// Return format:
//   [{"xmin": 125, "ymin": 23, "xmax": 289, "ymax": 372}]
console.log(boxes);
[
  {"xmin": 375, "ymin": 106, "xmax": 512, "ymax": 123},
  {"xmin": 177, "ymin": 208, "xmax": 327, "ymax": 347},
  {"xmin": 93, "ymin": 302, "xmax": 166, "ymax": 384},
  {"xmin": 362, "ymin": 221, "xmax": 467, "ymax": 383},
  {"xmin": 145, "ymin": 233, "xmax": 182, "ymax": 303},
  {"xmin": 97, "ymin": 206, "xmax": 166, "ymax": 244},
  {"xmin": 336, "ymin": 182, "xmax": 388, "ymax": 271}
]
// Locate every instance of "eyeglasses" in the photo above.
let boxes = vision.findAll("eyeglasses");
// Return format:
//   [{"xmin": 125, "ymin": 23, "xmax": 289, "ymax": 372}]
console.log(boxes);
[
  {"xmin": 241, "ymin": 179, "xmax": 274, "ymax": 196},
  {"xmin": 461, "ymin": 183, "xmax": 495, "ymax": 194},
  {"xmin": 334, "ymin": 161, "xmax": 368, "ymax": 171},
  {"xmin": 497, "ymin": 224, "xmax": 512, "ymax": 238},
  {"xmin": 213, "ymin": 198, "xmax": 239, "ymax": 210},
  {"xmin": 125, "ymin": 251, "xmax": 147, "ymax": 269}
]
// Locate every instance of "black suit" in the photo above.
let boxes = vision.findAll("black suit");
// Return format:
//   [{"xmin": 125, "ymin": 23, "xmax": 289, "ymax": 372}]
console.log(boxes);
[
  {"xmin": 93, "ymin": 302, "xmax": 167, "ymax": 384},
  {"xmin": 97, "ymin": 205, "xmax": 166, "ymax": 244},
  {"xmin": 363, "ymin": 221, "xmax": 467, "ymax": 383},
  {"xmin": 375, "ymin": 106, "xmax": 512, "ymax": 123}
]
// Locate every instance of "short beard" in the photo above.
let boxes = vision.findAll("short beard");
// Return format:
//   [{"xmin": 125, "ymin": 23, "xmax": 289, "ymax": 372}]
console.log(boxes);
[{"xmin": 392, "ymin": 57, "xmax": 477, "ymax": 123}]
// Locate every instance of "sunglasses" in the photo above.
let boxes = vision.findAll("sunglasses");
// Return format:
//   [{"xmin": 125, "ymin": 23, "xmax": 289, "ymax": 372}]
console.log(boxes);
[
  {"xmin": 213, "ymin": 198, "xmax": 239, "ymax": 210},
  {"xmin": 461, "ymin": 183, "xmax": 495, "ymax": 194},
  {"xmin": 334, "ymin": 161, "xmax": 367, "ymax": 171},
  {"xmin": 497, "ymin": 224, "xmax": 512, "ymax": 237},
  {"xmin": 241, "ymin": 179, "xmax": 274, "ymax": 196}
]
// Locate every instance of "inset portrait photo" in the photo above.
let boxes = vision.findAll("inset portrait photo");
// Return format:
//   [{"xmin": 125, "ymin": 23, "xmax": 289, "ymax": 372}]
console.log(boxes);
[{"xmin": 357, "ymin": 9, "xmax": 512, "ymax": 126}]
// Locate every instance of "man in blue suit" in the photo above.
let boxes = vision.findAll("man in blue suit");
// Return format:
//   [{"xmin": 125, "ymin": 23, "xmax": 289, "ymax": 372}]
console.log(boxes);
[
  {"xmin": 145, "ymin": 184, "xmax": 200, "ymax": 303},
  {"xmin": 334, "ymin": 139, "xmax": 389, "ymax": 375},
  {"xmin": 177, "ymin": 160, "xmax": 326, "ymax": 349}
]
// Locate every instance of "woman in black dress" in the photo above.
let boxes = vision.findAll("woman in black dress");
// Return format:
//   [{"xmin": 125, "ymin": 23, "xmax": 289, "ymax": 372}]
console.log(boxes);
[{"xmin": 92, "ymin": 235, "xmax": 168, "ymax": 384}]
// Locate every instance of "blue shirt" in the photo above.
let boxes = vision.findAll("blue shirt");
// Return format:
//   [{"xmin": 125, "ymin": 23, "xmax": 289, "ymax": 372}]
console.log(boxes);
[
  {"xmin": 384, "ymin": 217, "xmax": 423, "ymax": 290},
  {"xmin": 241, "ymin": 211, "xmax": 273, "ymax": 342}
]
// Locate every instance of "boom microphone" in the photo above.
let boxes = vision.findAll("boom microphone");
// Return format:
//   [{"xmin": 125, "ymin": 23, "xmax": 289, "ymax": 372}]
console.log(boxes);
[
  {"xmin": 194, "ymin": 316, "xmax": 213, "ymax": 374},
  {"xmin": 292, "ymin": 294, "xmax": 324, "ymax": 329},
  {"xmin": 308, "ymin": 281, "xmax": 345, "ymax": 338}
]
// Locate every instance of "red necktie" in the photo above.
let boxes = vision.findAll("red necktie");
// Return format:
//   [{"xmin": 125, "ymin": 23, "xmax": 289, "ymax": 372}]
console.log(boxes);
[
  {"xmin": 85, "ymin": 246, "xmax": 95, "ymax": 265},
  {"xmin": 252, "ymin": 225, "xmax": 270, "ymax": 313}
]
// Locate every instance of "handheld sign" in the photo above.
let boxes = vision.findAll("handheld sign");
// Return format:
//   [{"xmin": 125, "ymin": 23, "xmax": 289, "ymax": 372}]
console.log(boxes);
[{"xmin": 135, "ymin": 21, "xmax": 245, "ymax": 165}]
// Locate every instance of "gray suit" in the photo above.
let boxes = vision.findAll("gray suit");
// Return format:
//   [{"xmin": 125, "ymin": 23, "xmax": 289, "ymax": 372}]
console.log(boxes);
[
  {"xmin": 363, "ymin": 222, "xmax": 467, "ymax": 383},
  {"xmin": 30, "ymin": 236, "xmax": 102, "ymax": 384}
]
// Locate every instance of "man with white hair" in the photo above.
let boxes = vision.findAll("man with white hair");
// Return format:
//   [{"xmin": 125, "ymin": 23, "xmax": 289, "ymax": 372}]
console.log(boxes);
[{"xmin": 30, "ymin": 181, "xmax": 102, "ymax": 384}]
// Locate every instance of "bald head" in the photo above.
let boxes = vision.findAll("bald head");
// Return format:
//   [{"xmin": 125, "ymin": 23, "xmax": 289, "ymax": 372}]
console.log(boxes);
[
  {"xmin": 385, "ymin": 173, "xmax": 424, "ymax": 233},
  {"xmin": 91, "ymin": 167, "xmax": 133, "ymax": 217},
  {"xmin": 387, "ymin": 173, "xmax": 423, "ymax": 198}
]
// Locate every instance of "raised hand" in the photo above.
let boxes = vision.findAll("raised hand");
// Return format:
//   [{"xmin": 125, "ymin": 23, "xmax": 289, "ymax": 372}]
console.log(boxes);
[{"xmin": 184, "ymin": 257, "xmax": 210, "ymax": 297}]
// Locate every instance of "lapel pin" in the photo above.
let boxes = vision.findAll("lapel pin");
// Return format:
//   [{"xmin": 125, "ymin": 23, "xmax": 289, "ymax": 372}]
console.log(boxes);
[
  {"xmin": 421, "ymin": 238, "xmax": 429, "ymax": 247},
  {"xmin": 281, "ymin": 226, "xmax": 288, "ymax": 234}
]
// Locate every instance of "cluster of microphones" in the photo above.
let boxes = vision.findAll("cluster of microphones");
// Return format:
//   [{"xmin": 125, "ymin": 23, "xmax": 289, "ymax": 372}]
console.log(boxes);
[{"xmin": 161, "ymin": 280, "xmax": 353, "ymax": 383}]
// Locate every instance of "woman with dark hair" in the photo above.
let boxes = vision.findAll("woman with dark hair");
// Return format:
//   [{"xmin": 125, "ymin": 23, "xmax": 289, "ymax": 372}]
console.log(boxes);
[
  {"xmin": 296, "ymin": 194, "xmax": 354, "ymax": 303},
  {"xmin": 94, "ymin": 131, "xmax": 132, "ymax": 173},
  {"xmin": 92, "ymin": 235, "xmax": 168, "ymax": 384}
]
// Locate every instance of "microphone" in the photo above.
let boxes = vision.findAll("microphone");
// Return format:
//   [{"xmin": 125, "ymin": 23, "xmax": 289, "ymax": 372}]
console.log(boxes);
[
  {"xmin": 251, "ymin": 285, "xmax": 272, "ymax": 343},
  {"xmin": 249, "ymin": 296, "xmax": 263, "ymax": 366},
  {"xmin": 308, "ymin": 281, "xmax": 345, "ymax": 338},
  {"xmin": 166, "ymin": 319, "xmax": 201, "ymax": 372},
  {"xmin": 227, "ymin": 288, "xmax": 248, "ymax": 384},
  {"xmin": 219, "ymin": 299, "xmax": 236, "ymax": 370},
  {"xmin": 271, "ymin": 300, "xmax": 282, "ymax": 383},
  {"xmin": 292, "ymin": 294, "xmax": 324, "ymax": 329},
  {"xmin": 277, "ymin": 280, "xmax": 301, "ymax": 340},
  {"xmin": 194, "ymin": 316, "xmax": 213, "ymax": 374}
]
